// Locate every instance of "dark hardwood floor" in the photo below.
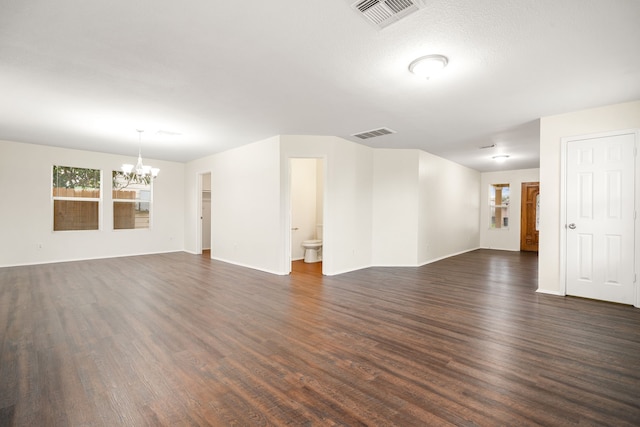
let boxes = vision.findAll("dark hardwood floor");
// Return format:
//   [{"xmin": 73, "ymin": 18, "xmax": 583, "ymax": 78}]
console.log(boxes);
[{"xmin": 1, "ymin": 250, "xmax": 639, "ymax": 426}]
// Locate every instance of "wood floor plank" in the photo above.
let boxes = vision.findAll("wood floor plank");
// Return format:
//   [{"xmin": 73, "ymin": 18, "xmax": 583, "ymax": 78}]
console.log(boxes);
[{"xmin": 1, "ymin": 250, "xmax": 639, "ymax": 426}]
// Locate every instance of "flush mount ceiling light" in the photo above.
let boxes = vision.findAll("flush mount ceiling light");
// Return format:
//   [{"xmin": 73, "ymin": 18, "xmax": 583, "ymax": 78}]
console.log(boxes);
[
  {"xmin": 492, "ymin": 154, "xmax": 510, "ymax": 163},
  {"xmin": 408, "ymin": 54, "xmax": 449, "ymax": 79},
  {"xmin": 121, "ymin": 130, "xmax": 160, "ymax": 178}
]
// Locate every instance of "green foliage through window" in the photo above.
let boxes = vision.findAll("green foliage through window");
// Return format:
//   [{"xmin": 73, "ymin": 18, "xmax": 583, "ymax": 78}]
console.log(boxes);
[
  {"xmin": 53, "ymin": 166, "xmax": 101, "ymax": 190},
  {"xmin": 112, "ymin": 171, "xmax": 152, "ymax": 190}
]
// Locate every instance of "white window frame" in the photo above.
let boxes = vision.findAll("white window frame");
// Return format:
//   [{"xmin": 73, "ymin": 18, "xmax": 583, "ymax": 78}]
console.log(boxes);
[
  {"xmin": 112, "ymin": 171, "xmax": 154, "ymax": 230},
  {"xmin": 489, "ymin": 183, "xmax": 510, "ymax": 230},
  {"xmin": 52, "ymin": 165, "xmax": 102, "ymax": 232}
]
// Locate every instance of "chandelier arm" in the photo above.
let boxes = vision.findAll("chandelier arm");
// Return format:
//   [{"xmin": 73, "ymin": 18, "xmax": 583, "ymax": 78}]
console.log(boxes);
[{"xmin": 121, "ymin": 129, "xmax": 160, "ymax": 178}]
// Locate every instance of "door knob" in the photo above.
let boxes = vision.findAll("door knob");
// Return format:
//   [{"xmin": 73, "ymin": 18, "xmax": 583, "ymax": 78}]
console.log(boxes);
[{"xmin": 568, "ymin": 223, "xmax": 576, "ymax": 229}]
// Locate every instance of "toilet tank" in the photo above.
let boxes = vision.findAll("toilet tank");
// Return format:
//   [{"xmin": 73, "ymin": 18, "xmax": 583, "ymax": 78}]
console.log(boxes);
[{"xmin": 316, "ymin": 224, "xmax": 323, "ymax": 240}]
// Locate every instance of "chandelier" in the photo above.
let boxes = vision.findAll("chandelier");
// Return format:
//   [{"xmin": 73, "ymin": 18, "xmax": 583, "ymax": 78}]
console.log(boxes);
[{"xmin": 121, "ymin": 130, "xmax": 159, "ymax": 178}]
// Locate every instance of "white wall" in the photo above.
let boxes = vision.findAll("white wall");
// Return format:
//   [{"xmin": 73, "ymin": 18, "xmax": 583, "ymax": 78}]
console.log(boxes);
[
  {"xmin": 212, "ymin": 137, "xmax": 282, "ymax": 273},
  {"xmin": 480, "ymin": 168, "xmax": 540, "ymax": 251},
  {"xmin": 183, "ymin": 134, "xmax": 480, "ymax": 276},
  {"xmin": 185, "ymin": 137, "xmax": 283, "ymax": 274},
  {"xmin": 418, "ymin": 151, "xmax": 481, "ymax": 264},
  {"xmin": 185, "ymin": 135, "xmax": 375, "ymax": 276},
  {"xmin": 280, "ymin": 135, "xmax": 373, "ymax": 275},
  {"xmin": 1, "ymin": 132, "xmax": 487, "ymax": 276},
  {"xmin": 0, "ymin": 140, "xmax": 185, "ymax": 267},
  {"xmin": 539, "ymin": 100, "xmax": 640, "ymax": 295},
  {"xmin": 372, "ymin": 149, "xmax": 419, "ymax": 266},
  {"xmin": 371, "ymin": 149, "xmax": 481, "ymax": 266}
]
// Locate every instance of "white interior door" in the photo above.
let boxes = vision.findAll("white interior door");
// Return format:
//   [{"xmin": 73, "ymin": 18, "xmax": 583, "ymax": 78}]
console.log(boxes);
[{"xmin": 565, "ymin": 133, "xmax": 636, "ymax": 304}]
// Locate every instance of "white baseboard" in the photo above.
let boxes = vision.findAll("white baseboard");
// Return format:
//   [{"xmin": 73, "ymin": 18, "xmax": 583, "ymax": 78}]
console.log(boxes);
[
  {"xmin": 535, "ymin": 288, "xmax": 565, "ymax": 296},
  {"xmin": 417, "ymin": 246, "xmax": 481, "ymax": 267},
  {"xmin": 210, "ymin": 256, "xmax": 288, "ymax": 276},
  {"xmin": 0, "ymin": 250, "xmax": 184, "ymax": 269}
]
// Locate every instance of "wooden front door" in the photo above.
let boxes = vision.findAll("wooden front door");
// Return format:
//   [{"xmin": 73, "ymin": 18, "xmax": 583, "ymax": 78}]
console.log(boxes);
[{"xmin": 520, "ymin": 182, "xmax": 539, "ymax": 251}]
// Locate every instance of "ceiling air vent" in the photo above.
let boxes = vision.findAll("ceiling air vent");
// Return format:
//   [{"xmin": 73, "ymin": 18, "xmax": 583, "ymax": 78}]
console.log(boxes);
[
  {"xmin": 350, "ymin": 0, "xmax": 426, "ymax": 29},
  {"xmin": 352, "ymin": 127, "xmax": 396, "ymax": 140}
]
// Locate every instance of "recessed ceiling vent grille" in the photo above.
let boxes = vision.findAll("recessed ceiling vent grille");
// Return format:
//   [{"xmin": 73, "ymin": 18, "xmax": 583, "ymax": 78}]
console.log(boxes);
[
  {"xmin": 351, "ymin": 0, "xmax": 425, "ymax": 29},
  {"xmin": 352, "ymin": 127, "xmax": 396, "ymax": 140}
]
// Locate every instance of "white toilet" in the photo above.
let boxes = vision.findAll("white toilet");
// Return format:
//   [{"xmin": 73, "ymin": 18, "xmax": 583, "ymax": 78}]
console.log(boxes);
[{"xmin": 301, "ymin": 225, "xmax": 323, "ymax": 263}]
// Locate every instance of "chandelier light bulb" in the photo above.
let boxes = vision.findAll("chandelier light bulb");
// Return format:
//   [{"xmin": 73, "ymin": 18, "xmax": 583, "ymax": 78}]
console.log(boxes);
[{"xmin": 121, "ymin": 163, "xmax": 134, "ymax": 174}]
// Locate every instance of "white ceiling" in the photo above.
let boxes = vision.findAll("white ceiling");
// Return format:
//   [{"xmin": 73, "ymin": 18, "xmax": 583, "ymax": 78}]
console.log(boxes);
[{"xmin": 1, "ymin": 0, "xmax": 639, "ymax": 172}]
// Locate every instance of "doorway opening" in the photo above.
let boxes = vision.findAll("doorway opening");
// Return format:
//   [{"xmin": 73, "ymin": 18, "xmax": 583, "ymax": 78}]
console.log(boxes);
[
  {"xmin": 289, "ymin": 158, "xmax": 325, "ymax": 276},
  {"xmin": 197, "ymin": 172, "xmax": 212, "ymax": 257},
  {"xmin": 520, "ymin": 182, "xmax": 539, "ymax": 252}
]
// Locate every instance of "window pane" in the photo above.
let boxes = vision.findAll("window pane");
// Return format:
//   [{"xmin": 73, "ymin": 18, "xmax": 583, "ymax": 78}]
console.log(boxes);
[
  {"xmin": 501, "ymin": 186, "xmax": 510, "ymax": 204},
  {"xmin": 54, "ymin": 200, "xmax": 99, "ymax": 230},
  {"xmin": 490, "ymin": 206, "xmax": 497, "ymax": 228},
  {"xmin": 112, "ymin": 172, "xmax": 151, "ymax": 200},
  {"xmin": 113, "ymin": 202, "xmax": 150, "ymax": 229},
  {"xmin": 53, "ymin": 166, "xmax": 100, "ymax": 198},
  {"xmin": 112, "ymin": 171, "xmax": 152, "ymax": 230},
  {"xmin": 52, "ymin": 166, "xmax": 101, "ymax": 231},
  {"xmin": 489, "ymin": 183, "xmax": 509, "ymax": 229}
]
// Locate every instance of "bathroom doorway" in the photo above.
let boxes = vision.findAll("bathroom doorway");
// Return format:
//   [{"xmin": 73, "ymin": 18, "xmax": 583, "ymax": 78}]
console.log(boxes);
[{"xmin": 289, "ymin": 158, "xmax": 324, "ymax": 276}]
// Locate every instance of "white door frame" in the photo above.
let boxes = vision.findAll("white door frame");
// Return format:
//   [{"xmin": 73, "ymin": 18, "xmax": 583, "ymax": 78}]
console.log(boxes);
[
  {"xmin": 285, "ymin": 156, "xmax": 327, "ymax": 275},
  {"xmin": 559, "ymin": 128, "xmax": 639, "ymax": 308},
  {"xmin": 195, "ymin": 171, "xmax": 212, "ymax": 255}
]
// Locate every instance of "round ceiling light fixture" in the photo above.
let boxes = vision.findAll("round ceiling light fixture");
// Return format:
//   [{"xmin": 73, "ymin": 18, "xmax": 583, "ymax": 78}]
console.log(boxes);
[
  {"xmin": 492, "ymin": 154, "xmax": 510, "ymax": 163},
  {"xmin": 408, "ymin": 54, "xmax": 449, "ymax": 79}
]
